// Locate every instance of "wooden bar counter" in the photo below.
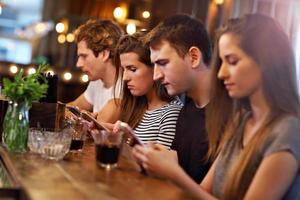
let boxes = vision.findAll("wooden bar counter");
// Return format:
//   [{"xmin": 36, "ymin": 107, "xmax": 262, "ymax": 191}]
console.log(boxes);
[{"xmin": 0, "ymin": 141, "xmax": 192, "ymax": 200}]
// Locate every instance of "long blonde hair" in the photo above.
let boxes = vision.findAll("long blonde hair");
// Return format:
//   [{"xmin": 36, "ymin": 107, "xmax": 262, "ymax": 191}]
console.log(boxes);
[{"xmin": 207, "ymin": 14, "xmax": 300, "ymax": 199}]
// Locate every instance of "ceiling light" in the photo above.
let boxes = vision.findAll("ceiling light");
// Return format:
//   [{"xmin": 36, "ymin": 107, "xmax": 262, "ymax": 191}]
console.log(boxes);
[
  {"xmin": 9, "ymin": 65, "xmax": 18, "ymax": 74},
  {"xmin": 126, "ymin": 23, "xmax": 136, "ymax": 35},
  {"xmin": 81, "ymin": 74, "xmax": 89, "ymax": 83},
  {"xmin": 66, "ymin": 33, "xmax": 75, "ymax": 42},
  {"xmin": 142, "ymin": 11, "xmax": 150, "ymax": 19},
  {"xmin": 55, "ymin": 22, "xmax": 65, "ymax": 33},
  {"xmin": 28, "ymin": 67, "xmax": 36, "ymax": 75},
  {"xmin": 57, "ymin": 34, "xmax": 66, "ymax": 44},
  {"xmin": 63, "ymin": 72, "xmax": 72, "ymax": 81}
]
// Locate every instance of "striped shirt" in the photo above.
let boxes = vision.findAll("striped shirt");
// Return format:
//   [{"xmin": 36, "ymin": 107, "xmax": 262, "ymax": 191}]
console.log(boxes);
[{"xmin": 134, "ymin": 100, "xmax": 183, "ymax": 149}]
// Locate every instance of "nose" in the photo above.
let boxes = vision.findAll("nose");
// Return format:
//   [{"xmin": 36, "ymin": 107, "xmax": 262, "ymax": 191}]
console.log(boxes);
[
  {"xmin": 123, "ymin": 70, "xmax": 130, "ymax": 81},
  {"xmin": 76, "ymin": 58, "xmax": 83, "ymax": 69},
  {"xmin": 217, "ymin": 63, "xmax": 229, "ymax": 80},
  {"xmin": 153, "ymin": 65, "xmax": 164, "ymax": 81}
]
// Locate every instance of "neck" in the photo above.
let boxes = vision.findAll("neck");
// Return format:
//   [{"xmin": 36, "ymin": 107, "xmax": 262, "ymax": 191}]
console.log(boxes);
[
  {"xmin": 146, "ymin": 87, "xmax": 167, "ymax": 111},
  {"xmin": 249, "ymin": 89, "xmax": 270, "ymax": 124},
  {"xmin": 101, "ymin": 61, "xmax": 116, "ymax": 88},
  {"xmin": 187, "ymin": 67, "xmax": 211, "ymax": 108}
]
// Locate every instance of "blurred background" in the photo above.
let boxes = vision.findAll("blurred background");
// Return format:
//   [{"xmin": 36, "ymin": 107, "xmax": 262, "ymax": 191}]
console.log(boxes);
[{"xmin": 0, "ymin": 0, "xmax": 299, "ymax": 102}]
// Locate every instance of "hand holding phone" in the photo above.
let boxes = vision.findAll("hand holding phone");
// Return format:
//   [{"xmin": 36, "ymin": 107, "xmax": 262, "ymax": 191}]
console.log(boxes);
[
  {"xmin": 81, "ymin": 111, "xmax": 110, "ymax": 132},
  {"xmin": 66, "ymin": 105, "xmax": 81, "ymax": 117},
  {"xmin": 66, "ymin": 105, "xmax": 109, "ymax": 131},
  {"xmin": 118, "ymin": 122, "xmax": 144, "ymax": 147}
]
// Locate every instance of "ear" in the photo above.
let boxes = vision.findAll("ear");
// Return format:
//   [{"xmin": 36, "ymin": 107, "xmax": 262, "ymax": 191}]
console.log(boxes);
[
  {"xmin": 188, "ymin": 46, "xmax": 202, "ymax": 69},
  {"xmin": 100, "ymin": 49, "xmax": 111, "ymax": 62}
]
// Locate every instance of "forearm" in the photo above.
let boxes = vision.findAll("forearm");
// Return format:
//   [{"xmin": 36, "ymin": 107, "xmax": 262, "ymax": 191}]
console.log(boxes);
[
  {"xmin": 172, "ymin": 167, "xmax": 217, "ymax": 200},
  {"xmin": 68, "ymin": 94, "xmax": 93, "ymax": 112}
]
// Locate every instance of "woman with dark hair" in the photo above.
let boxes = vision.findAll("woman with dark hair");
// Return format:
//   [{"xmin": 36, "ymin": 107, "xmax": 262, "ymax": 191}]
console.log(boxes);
[
  {"xmin": 132, "ymin": 14, "xmax": 300, "ymax": 199},
  {"xmin": 108, "ymin": 32, "xmax": 182, "ymax": 148}
]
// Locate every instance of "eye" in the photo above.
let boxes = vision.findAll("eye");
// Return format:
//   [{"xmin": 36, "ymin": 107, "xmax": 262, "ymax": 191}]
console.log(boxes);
[
  {"xmin": 226, "ymin": 56, "xmax": 239, "ymax": 65},
  {"xmin": 129, "ymin": 67, "xmax": 137, "ymax": 72},
  {"xmin": 156, "ymin": 59, "xmax": 168, "ymax": 67}
]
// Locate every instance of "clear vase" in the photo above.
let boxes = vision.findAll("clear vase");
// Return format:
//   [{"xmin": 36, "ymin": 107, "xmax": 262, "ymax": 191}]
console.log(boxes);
[{"xmin": 2, "ymin": 101, "xmax": 30, "ymax": 152}]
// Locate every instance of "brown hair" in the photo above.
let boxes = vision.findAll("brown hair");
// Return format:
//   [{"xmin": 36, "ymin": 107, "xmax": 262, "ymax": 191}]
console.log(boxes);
[
  {"xmin": 207, "ymin": 14, "xmax": 300, "ymax": 199},
  {"xmin": 145, "ymin": 14, "xmax": 211, "ymax": 65},
  {"xmin": 74, "ymin": 19, "xmax": 123, "ymax": 58},
  {"xmin": 114, "ymin": 32, "xmax": 173, "ymax": 128}
]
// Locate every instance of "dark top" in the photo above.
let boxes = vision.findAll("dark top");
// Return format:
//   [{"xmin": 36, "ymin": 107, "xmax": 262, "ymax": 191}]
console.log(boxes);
[{"xmin": 171, "ymin": 97, "xmax": 210, "ymax": 183}]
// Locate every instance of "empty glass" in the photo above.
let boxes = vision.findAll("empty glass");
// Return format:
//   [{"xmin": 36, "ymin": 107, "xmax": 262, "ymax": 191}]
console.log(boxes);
[{"xmin": 28, "ymin": 127, "xmax": 73, "ymax": 160}]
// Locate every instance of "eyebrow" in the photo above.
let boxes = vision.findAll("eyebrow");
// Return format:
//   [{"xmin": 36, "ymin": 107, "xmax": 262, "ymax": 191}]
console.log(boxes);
[
  {"xmin": 224, "ymin": 54, "xmax": 238, "ymax": 59},
  {"xmin": 77, "ymin": 53, "xmax": 87, "ymax": 57},
  {"xmin": 123, "ymin": 64, "xmax": 135, "ymax": 69}
]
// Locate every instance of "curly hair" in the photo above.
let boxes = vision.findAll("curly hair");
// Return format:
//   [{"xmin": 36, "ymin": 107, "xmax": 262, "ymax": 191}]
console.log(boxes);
[{"xmin": 74, "ymin": 19, "xmax": 123, "ymax": 58}]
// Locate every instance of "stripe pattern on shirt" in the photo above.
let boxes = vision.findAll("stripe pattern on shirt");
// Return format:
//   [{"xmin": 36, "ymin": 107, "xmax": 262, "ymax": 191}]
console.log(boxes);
[{"xmin": 134, "ymin": 100, "xmax": 183, "ymax": 148}]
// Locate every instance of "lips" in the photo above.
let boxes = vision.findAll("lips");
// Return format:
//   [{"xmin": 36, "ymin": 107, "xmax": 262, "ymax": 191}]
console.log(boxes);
[
  {"xmin": 127, "ymin": 85, "xmax": 134, "ymax": 90},
  {"xmin": 224, "ymin": 83, "xmax": 234, "ymax": 90}
]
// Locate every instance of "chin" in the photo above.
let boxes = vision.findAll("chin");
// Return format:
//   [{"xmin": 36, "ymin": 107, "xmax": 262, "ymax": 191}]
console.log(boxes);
[
  {"xmin": 228, "ymin": 92, "xmax": 244, "ymax": 99},
  {"xmin": 165, "ymin": 88, "xmax": 178, "ymax": 96}
]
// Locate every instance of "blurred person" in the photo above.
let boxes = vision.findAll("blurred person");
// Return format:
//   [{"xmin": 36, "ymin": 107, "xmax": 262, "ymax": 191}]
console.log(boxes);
[
  {"xmin": 68, "ymin": 19, "xmax": 123, "ymax": 118},
  {"xmin": 133, "ymin": 14, "xmax": 300, "ymax": 200}
]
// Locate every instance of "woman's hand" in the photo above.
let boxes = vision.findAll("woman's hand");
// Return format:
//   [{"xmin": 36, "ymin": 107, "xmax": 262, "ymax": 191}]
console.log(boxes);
[{"xmin": 132, "ymin": 144, "xmax": 181, "ymax": 180}]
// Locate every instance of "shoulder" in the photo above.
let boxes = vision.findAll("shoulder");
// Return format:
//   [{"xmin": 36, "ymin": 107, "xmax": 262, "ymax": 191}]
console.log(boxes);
[
  {"xmin": 264, "ymin": 115, "xmax": 300, "ymax": 164},
  {"xmin": 163, "ymin": 100, "xmax": 183, "ymax": 113},
  {"xmin": 157, "ymin": 100, "xmax": 182, "ymax": 121}
]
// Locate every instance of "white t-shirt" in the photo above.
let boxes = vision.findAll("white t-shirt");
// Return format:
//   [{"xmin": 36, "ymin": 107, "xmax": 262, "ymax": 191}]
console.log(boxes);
[{"xmin": 84, "ymin": 80, "xmax": 118, "ymax": 112}]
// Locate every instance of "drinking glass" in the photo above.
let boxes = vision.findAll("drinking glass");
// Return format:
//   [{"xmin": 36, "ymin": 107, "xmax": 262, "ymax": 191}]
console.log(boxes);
[
  {"xmin": 69, "ymin": 120, "xmax": 87, "ymax": 153},
  {"xmin": 92, "ymin": 130, "xmax": 123, "ymax": 169}
]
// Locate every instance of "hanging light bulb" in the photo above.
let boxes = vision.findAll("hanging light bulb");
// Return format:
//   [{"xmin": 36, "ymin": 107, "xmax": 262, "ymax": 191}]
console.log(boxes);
[
  {"xmin": 27, "ymin": 67, "xmax": 36, "ymax": 75},
  {"xmin": 142, "ymin": 11, "xmax": 150, "ymax": 19},
  {"xmin": 215, "ymin": 0, "xmax": 224, "ymax": 5},
  {"xmin": 81, "ymin": 74, "xmax": 89, "ymax": 83},
  {"xmin": 63, "ymin": 72, "xmax": 72, "ymax": 81},
  {"xmin": 126, "ymin": 23, "xmax": 136, "ymax": 35},
  {"xmin": 9, "ymin": 65, "xmax": 18, "ymax": 74}
]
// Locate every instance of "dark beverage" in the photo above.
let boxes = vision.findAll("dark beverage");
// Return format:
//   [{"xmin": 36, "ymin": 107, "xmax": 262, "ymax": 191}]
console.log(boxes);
[
  {"xmin": 70, "ymin": 139, "xmax": 84, "ymax": 151},
  {"xmin": 96, "ymin": 144, "xmax": 120, "ymax": 165}
]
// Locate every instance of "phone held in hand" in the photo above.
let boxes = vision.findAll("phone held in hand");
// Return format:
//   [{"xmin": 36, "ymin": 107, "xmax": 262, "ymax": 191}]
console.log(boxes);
[
  {"xmin": 66, "ymin": 105, "xmax": 81, "ymax": 117},
  {"xmin": 81, "ymin": 111, "xmax": 110, "ymax": 132},
  {"xmin": 66, "ymin": 105, "xmax": 109, "ymax": 132},
  {"xmin": 118, "ymin": 122, "xmax": 144, "ymax": 147}
]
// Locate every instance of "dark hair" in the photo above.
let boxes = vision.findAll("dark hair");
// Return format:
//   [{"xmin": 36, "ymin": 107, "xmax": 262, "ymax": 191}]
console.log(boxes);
[
  {"xmin": 114, "ymin": 32, "xmax": 173, "ymax": 128},
  {"xmin": 207, "ymin": 13, "xmax": 300, "ymax": 199},
  {"xmin": 74, "ymin": 19, "xmax": 123, "ymax": 58},
  {"xmin": 145, "ymin": 14, "xmax": 212, "ymax": 65}
]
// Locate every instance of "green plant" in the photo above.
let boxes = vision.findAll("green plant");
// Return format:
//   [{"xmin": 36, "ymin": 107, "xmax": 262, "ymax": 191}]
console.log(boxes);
[{"xmin": 2, "ymin": 64, "xmax": 49, "ymax": 105}]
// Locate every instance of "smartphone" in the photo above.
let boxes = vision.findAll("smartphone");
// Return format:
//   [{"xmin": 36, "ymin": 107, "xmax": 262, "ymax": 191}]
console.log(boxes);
[
  {"xmin": 66, "ymin": 105, "xmax": 81, "ymax": 117},
  {"xmin": 118, "ymin": 122, "xmax": 144, "ymax": 147},
  {"xmin": 81, "ymin": 111, "xmax": 110, "ymax": 132}
]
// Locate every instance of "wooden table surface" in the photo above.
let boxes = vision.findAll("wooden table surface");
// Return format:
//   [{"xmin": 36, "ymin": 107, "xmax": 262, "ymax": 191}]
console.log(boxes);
[{"xmin": 2, "ymin": 141, "xmax": 192, "ymax": 200}]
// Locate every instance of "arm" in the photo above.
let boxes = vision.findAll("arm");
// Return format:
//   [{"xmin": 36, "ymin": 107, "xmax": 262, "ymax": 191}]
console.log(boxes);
[
  {"xmin": 96, "ymin": 98, "xmax": 121, "ymax": 123},
  {"xmin": 132, "ymin": 145, "xmax": 219, "ymax": 200},
  {"xmin": 244, "ymin": 151, "xmax": 298, "ymax": 200},
  {"xmin": 68, "ymin": 94, "xmax": 93, "ymax": 112}
]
